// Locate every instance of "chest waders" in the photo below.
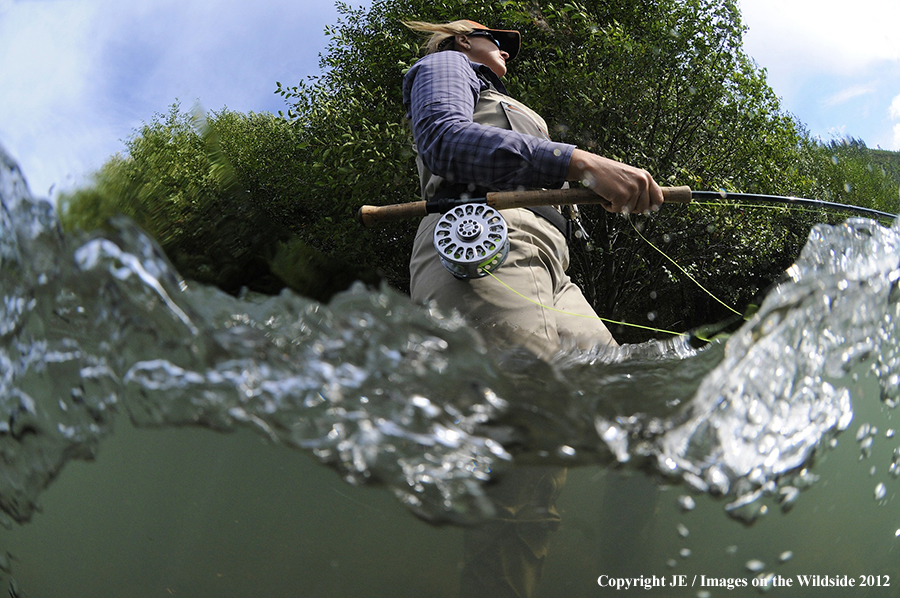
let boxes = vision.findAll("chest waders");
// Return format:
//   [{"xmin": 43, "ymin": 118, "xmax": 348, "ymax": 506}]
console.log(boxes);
[{"xmin": 416, "ymin": 84, "xmax": 572, "ymax": 280}]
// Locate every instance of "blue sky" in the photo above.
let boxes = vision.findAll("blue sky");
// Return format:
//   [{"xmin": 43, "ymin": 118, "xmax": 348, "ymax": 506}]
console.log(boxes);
[
  {"xmin": 739, "ymin": 0, "xmax": 900, "ymax": 150},
  {"xmin": 1, "ymin": 0, "xmax": 899, "ymax": 201}
]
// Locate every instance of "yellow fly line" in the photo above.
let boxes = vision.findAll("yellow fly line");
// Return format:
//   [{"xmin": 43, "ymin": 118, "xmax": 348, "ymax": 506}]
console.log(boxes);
[
  {"xmin": 481, "ymin": 268, "xmax": 686, "ymax": 337},
  {"xmin": 627, "ymin": 217, "xmax": 743, "ymax": 317},
  {"xmin": 479, "ymin": 213, "xmax": 745, "ymax": 339}
]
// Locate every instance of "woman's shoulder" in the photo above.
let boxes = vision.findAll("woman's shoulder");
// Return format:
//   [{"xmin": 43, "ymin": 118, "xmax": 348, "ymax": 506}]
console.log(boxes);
[
  {"xmin": 403, "ymin": 52, "xmax": 480, "ymax": 104},
  {"xmin": 416, "ymin": 51, "xmax": 487, "ymax": 80}
]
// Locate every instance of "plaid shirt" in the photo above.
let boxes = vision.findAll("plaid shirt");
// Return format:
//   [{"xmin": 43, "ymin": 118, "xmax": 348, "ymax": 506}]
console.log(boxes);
[{"xmin": 402, "ymin": 51, "xmax": 574, "ymax": 191}]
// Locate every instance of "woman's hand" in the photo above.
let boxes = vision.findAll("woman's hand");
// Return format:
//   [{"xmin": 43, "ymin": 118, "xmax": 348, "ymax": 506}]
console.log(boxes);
[{"xmin": 566, "ymin": 149, "xmax": 663, "ymax": 214}]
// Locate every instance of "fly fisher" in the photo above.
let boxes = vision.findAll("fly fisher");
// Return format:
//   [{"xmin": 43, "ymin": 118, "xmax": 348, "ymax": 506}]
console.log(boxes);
[{"xmin": 401, "ymin": 18, "xmax": 666, "ymax": 598}]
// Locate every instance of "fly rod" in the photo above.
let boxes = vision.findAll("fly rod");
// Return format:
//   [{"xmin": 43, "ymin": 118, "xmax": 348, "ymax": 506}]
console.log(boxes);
[
  {"xmin": 357, "ymin": 187, "xmax": 897, "ymax": 227},
  {"xmin": 357, "ymin": 186, "xmax": 693, "ymax": 227},
  {"xmin": 689, "ymin": 191, "xmax": 897, "ymax": 221}
]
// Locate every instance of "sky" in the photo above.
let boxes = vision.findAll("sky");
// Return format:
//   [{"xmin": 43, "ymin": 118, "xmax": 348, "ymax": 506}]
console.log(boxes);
[
  {"xmin": 1, "ymin": 0, "xmax": 899, "ymax": 201},
  {"xmin": 738, "ymin": 0, "xmax": 900, "ymax": 150}
]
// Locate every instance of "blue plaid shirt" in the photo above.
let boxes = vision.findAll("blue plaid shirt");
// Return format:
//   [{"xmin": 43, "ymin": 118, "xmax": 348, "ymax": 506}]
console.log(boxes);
[{"xmin": 402, "ymin": 51, "xmax": 575, "ymax": 191}]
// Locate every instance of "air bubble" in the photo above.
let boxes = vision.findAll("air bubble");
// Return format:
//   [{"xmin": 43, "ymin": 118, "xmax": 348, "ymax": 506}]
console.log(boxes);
[
  {"xmin": 874, "ymin": 483, "xmax": 887, "ymax": 501},
  {"xmin": 778, "ymin": 486, "xmax": 800, "ymax": 512},
  {"xmin": 680, "ymin": 548, "xmax": 691, "ymax": 558},
  {"xmin": 778, "ymin": 551, "xmax": 793, "ymax": 563},
  {"xmin": 889, "ymin": 448, "xmax": 900, "ymax": 477},
  {"xmin": 857, "ymin": 423, "xmax": 871, "ymax": 441},
  {"xmin": 557, "ymin": 445, "xmax": 576, "ymax": 458},
  {"xmin": 745, "ymin": 559, "xmax": 765, "ymax": 572},
  {"xmin": 677, "ymin": 523, "xmax": 690, "ymax": 538}
]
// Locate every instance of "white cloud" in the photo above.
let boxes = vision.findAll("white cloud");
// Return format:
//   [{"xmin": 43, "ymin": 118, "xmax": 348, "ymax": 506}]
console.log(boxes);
[
  {"xmin": 823, "ymin": 84, "xmax": 876, "ymax": 107},
  {"xmin": 894, "ymin": 124, "xmax": 900, "ymax": 149},
  {"xmin": 890, "ymin": 95, "xmax": 900, "ymax": 120},
  {"xmin": 740, "ymin": 0, "xmax": 900, "ymax": 75}
]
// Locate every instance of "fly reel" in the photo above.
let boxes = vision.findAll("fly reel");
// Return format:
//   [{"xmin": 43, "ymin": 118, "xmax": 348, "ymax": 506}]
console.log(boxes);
[{"xmin": 433, "ymin": 203, "xmax": 509, "ymax": 279}]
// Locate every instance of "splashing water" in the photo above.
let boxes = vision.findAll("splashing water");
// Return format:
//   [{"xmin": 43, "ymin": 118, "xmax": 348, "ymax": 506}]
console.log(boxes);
[{"xmin": 1, "ymin": 144, "xmax": 898, "ymax": 531}]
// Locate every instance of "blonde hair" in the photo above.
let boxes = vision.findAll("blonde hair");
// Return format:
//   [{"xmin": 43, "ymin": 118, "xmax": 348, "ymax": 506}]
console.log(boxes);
[{"xmin": 402, "ymin": 20, "xmax": 477, "ymax": 55}]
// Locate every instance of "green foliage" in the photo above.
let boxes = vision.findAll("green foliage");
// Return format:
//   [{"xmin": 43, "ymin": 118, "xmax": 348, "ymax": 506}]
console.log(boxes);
[
  {"xmin": 60, "ymin": 0, "xmax": 900, "ymax": 338},
  {"xmin": 60, "ymin": 106, "xmax": 286, "ymax": 293},
  {"xmin": 794, "ymin": 136, "xmax": 900, "ymax": 213}
]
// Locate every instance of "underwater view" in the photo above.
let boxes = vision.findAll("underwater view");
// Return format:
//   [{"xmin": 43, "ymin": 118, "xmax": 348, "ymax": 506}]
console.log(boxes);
[{"xmin": 1, "ymin": 142, "xmax": 899, "ymax": 596}]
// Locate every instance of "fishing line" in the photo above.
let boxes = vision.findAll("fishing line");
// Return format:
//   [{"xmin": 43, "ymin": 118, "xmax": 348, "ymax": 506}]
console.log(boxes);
[
  {"xmin": 626, "ymin": 215, "xmax": 743, "ymax": 316},
  {"xmin": 480, "ymin": 268, "xmax": 686, "ymax": 337}
]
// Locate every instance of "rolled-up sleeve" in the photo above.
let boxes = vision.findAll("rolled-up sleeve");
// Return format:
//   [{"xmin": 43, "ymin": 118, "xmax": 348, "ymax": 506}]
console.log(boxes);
[{"xmin": 402, "ymin": 52, "xmax": 574, "ymax": 190}]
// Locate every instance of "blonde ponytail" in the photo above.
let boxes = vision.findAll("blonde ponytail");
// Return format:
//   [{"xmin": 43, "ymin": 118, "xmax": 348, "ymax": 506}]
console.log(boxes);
[{"xmin": 402, "ymin": 20, "xmax": 477, "ymax": 55}]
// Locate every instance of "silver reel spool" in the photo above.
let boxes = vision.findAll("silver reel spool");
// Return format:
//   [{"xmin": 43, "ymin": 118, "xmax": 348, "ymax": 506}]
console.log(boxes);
[{"xmin": 433, "ymin": 203, "xmax": 509, "ymax": 279}]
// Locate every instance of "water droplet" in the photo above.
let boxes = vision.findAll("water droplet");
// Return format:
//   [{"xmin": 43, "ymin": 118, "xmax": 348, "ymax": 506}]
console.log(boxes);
[
  {"xmin": 667, "ymin": 558, "xmax": 678, "ymax": 568},
  {"xmin": 746, "ymin": 559, "xmax": 765, "ymax": 573},
  {"xmin": 886, "ymin": 428, "xmax": 895, "ymax": 438},
  {"xmin": 677, "ymin": 523, "xmax": 690, "ymax": 538},
  {"xmin": 778, "ymin": 550, "xmax": 793, "ymax": 563},
  {"xmin": 874, "ymin": 482, "xmax": 887, "ymax": 501},
  {"xmin": 680, "ymin": 548, "xmax": 692, "ymax": 558}
]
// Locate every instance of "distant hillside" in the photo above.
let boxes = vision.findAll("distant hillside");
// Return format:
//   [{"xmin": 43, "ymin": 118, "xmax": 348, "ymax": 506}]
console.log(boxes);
[{"xmin": 869, "ymin": 148, "xmax": 900, "ymax": 189}]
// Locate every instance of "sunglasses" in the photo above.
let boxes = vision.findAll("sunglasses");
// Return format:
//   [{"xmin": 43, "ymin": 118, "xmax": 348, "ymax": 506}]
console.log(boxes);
[{"xmin": 468, "ymin": 31, "xmax": 501, "ymax": 49}]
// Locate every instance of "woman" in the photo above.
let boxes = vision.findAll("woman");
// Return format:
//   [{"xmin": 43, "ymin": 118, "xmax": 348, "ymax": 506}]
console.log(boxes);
[
  {"xmin": 402, "ymin": 20, "xmax": 663, "ymax": 598},
  {"xmin": 403, "ymin": 19, "xmax": 664, "ymax": 358}
]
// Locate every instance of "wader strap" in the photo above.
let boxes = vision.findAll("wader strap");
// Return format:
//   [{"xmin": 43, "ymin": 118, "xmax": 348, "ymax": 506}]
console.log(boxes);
[{"xmin": 526, "ymin": 205, "xmax": 570, "ymax": 241}]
